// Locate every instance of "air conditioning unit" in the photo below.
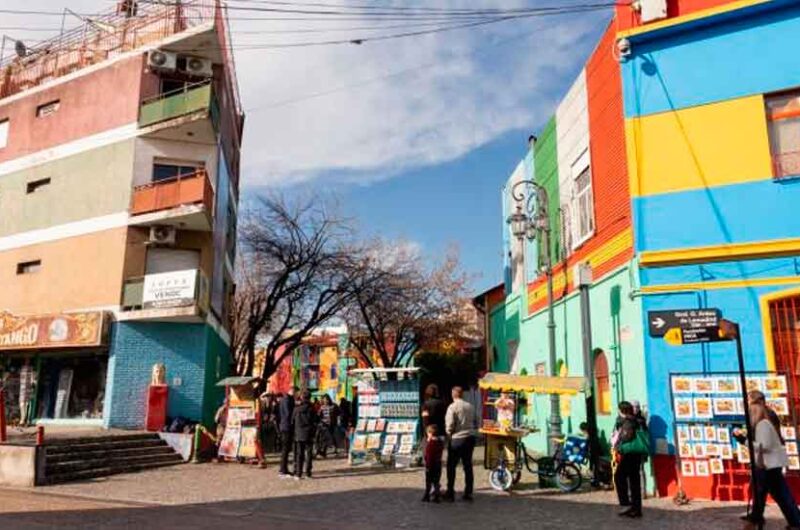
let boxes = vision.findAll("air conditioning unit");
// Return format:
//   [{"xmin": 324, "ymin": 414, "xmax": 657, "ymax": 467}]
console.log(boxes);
[
  {"xmin": 181, "ymin": 56, "xmax": 213, "ymax": 77},
  {"xmin": 147, "ymin": 50, "xmax": 177, "ymax": 72},
  {"xmin": 149, "ymin": 225, "xmax": 177, "ymax": 245}
]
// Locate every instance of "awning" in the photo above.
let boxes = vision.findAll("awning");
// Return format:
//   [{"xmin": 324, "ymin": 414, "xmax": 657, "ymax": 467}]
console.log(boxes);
[
  {"xmin": 216, "ymin": 376, "xmax": 260, "ymax": 387},
  {"xmin": 479, "ymin": 372, "xmax": 587, "ymax": 395}
]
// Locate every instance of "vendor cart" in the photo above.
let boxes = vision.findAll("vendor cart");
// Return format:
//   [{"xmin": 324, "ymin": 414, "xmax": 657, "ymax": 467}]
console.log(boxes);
[
  {"xmin": 478, "ymin": 372, "xmax": 588, "ymax": 492},
  {"xmin": 215, "ymin": 376, "xmax": 264, "ymax": 464}
]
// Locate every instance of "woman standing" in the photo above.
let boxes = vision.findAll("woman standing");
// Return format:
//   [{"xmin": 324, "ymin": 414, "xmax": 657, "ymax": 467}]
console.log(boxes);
[
  {"xmin": 613, "ymin": 401, "xmax": 644, "ymax": 519},
  {"xmin": 747, "ymin": 401, "xmax": 800, "ymax": 530}
]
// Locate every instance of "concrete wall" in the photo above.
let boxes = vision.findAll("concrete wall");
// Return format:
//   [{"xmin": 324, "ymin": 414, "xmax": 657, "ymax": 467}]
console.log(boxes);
[
  {"xmin": 0, "ymin": 227, "xmax": 128, "ymax": 314},
  {"xmin": 0, "ymin": 140, "xmax": 135, "ymax": 237},
  {"xmin": 105, "ymin": 322, "xmax": 215, "ymax": 429},
  {"xmin": 133, "ymin": 137, "xmax": 218, "ymax": 188},
  {"xmin": 0, "ymin": 445, "xmax": 39, "ymax": 487}
]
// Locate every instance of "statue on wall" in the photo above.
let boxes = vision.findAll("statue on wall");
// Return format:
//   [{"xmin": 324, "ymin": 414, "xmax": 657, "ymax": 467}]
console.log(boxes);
[{"xmin": 151, "ymin": 363, "xmax": 166, "ymax": 386}]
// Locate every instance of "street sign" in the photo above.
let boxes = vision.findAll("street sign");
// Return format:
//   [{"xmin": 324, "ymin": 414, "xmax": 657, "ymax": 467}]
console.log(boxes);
[{"xmin": 647, "ymin": 308, "xmax": 721, "ymax": 338}]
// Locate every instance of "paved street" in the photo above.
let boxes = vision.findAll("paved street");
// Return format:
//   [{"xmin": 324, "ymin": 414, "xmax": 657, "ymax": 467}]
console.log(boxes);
[{"xmin": 0, "ymin": 457, "xmax": 788, "ymax": 529}]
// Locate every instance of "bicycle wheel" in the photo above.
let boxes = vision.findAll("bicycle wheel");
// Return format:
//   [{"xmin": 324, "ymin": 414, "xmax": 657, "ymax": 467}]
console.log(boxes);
[
  {"xmin": 555, "ymin": 462, "xmax": 582, "ymax": 493},
  {"xmin": 489, "ymin": 467, "xmax": 514, "ymax": 491}
]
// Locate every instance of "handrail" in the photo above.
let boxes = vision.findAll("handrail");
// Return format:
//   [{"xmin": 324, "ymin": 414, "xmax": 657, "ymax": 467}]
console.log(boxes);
[
  {"xmin": 141, "ymin": 79, "xmax": 212, "ymax": 106},
  {"xmin": 133, "ymin": 168, "xmax": 208, "ymax": 191}
]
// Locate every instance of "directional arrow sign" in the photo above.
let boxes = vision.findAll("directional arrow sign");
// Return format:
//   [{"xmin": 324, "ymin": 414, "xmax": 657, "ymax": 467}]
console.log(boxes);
[{"xmin": 648, "ymin": 309, "xmax": 721, "ymax": 338}]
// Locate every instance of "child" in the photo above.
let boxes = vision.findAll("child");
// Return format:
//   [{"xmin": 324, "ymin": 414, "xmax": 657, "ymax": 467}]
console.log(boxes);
[{"xmin": 422, "ymin": 424, "xmax": 445, "ymax": 503}]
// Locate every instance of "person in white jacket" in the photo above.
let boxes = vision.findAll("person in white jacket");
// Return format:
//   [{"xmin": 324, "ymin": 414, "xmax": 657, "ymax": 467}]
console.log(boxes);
[{"xmin": 747, "ymin": 401, "xmax": 800, "ymax": 529}]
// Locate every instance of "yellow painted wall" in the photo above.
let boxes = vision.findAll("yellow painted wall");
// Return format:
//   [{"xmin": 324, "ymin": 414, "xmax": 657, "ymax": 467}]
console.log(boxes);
[
  {"xmin": 0, "ymin": 228, "xmax": 127, "ymax": 314},
  {"xmin": 626, "ymin": 95, "xmax": 773, "ymax": 197}
]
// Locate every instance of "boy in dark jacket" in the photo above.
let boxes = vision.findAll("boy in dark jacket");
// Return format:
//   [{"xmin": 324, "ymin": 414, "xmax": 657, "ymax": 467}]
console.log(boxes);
[
  {"xmin": 278, "ymin": 388, "xmax": 298, "ymax": 477},
  {"xmin": 422, "ymin": 424, "xmax": 445, "ymax": 502},
  {"xmin": 292, "ymin": 390, "xmax": 318, "ymax": 479}
]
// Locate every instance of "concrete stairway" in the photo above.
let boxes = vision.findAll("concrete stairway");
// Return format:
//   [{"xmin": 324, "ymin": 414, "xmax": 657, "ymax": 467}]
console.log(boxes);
[{"xmin": 43, "ymin": 433, "xmax": 184, "ymax": 485}]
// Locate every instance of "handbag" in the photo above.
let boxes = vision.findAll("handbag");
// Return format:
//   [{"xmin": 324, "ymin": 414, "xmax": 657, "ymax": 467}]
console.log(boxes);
[{"xmin": 618, "ymin": 429, "xmax": 650, "ymax": 456}]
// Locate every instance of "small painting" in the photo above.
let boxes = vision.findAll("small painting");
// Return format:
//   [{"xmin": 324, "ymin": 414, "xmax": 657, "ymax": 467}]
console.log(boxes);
[
  {"xmin": 681, "ymin": 460, "xmax": 695, "ymax": 477},
  {"xmin": 695, "ymin": 460, "xmax": 710, "ymax": 476},
  {"xmin": 717, "ymin": 427, "xmax": 731, "ymax": 444},
  {"xmin": 737, "ymin": 445, "xmax": 751, "ymax": 464},
  {"xmin": 789, "ymin": 456, "xmax": 800, "ymax": 471},
  {"xmin": 721, "ymin": 445, "xmax": 734, "ymax": 460},
  {"xmin": 705, "ymin": 444, "xmax": 720, "ymax": 457},
  {"xmin": 693, "ymin": 378, "xmax": 714, "ymax": 394},
  {"xmin": 782, "ymin": 426, "xmax": 797, "ymax": 441},
  {"xmin": 672, "ymin": 377, "xmax": 693, "ymax": 394},
  {"xmin": 715, "ymin": 377, "xmax": 739, "ymax": 394},
  {"xmin": 767, "ymin": 397, "xmax": 789, "ymax": 417},
  {"xmin": 713, "ymin": 398, "xmax": 736, "ymax": 416},
  {"xmin": 692, "ymin": 443, "xmax": 707, "ymax": 459},
  {"xmin": 764, "ymin": 375, "xmax": 788, "ymax": 395},
  {"xmin": 787, "ymin": 442, "xmax": 798, "ymax": 456},
  {"xmin": 746, "ymin": 377, "xmax": 763, "ymax": 393},
  {"xmin": 676, "ymin": 425, "xmax": 691, "ymax": 443},
  {"xmin": 675, "ymin": 398, "xmax": 694, "ymax": 420},
  {"xmin": 690, "ymin": 425, "xmax": 704, "ymax": 442},
  {"xmin": 679, "ymin": 442, "xmax": 693, "ymax": 458},
  {"xmin": 694, "ymin": 398, "xmax": 713, "ymax": 419},
  {"xmin": 709, "ymin": 458, "xmax": 725, "ymax": 475},
  {"xmin": 704, "ymin": 426, "xmax": 717, "ymax": 442}
]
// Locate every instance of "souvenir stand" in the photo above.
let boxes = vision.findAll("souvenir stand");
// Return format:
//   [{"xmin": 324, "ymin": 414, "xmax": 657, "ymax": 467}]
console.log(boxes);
[
  {"xmin": 478, "ymin": 372, "xmax": 587, "ymax": 471},
  {"xmin": 215, "ymin": 376, "xmax": 263, "ymax": 463},
  {"xmin": 348, "ymin": 367, "xmax": 421, "ymax": 467},
  {"xmin": 669, "ymin": 372, "xmax": 797, "ymax": 500}
]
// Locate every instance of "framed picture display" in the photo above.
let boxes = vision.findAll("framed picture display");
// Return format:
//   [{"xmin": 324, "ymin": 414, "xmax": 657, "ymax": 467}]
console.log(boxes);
[
  {"xmin": 767, "ymin": 397, "xmax": 789, "ymax": 416},
  {"xmin": 717, "ymin": 427, "xmax": 731, "ymax": 444},
  {"xmin": 705, "ymin": 444, "xmax": 720, "ymax": 457},
  {"xmin": 709, "ymin": 458, "xmax": 724, "ymax": 475},
  {"xmin": 786, "ymin": 442, "xmax": 799, "ymax": 456},
  {"xmin": 218, "ymin": 426, "xmax": 241, "ymax": 458},
  {"xmin": 681, "ymin": 460, "xmax": 695, "ymax": 477},
  {"xmin": 746, "ymin": 377, "xmax": 763, "ymax": 393},
  {"xmin": 356, "ymin": 419, "xmax": 366, "ymax": 432},
  {"xmin": 789, "ymin": 456, "xmax": 800, "ymax": 471},
  {"xmin": 715, "ymin": 377, "xmax": 739, "ymax": 394},
  {"xmin": 695, "ymin": 460, "xmax": 710, "ymax": 477},
  {"xmin": 703, "ymin": 426, "xmax": 717, "ymax": 442},
  {"xmin": 721, "ymin": 445, "xmax": 734, "ymax": 460},
  {"xmin": 366, "ymin": 419, "xmax": 377, "ymax": 432},
  {"xmin": 694, "ymin": 398, "xmax": 713, "ymax": 419},
  {"xmin": 675, "ymin": 398, "xmax": 694, "ymax": 420},
  {"xmin": 737, "ymin": 445, "xmax": 750, "ymax": 464},
  {"xmin": 690, "ymin": 425, "xmax": 704, "ymax": 442},
  {"xmin": 676, "ymin": 425, "xmax": 690, "ymax": 443},
  {"xmin": 679, "ymin": 442, "xmax": 693, "ymax": 458},
  {"xmin": 782, "ymin": 426, "xmax": 797, "ymax": 441},
  {"xmin": 764, "ymin": 375, "xmax": 787, "ymax": 394},
  {"xmin": 693, "ymin": 378, "xmax": 714, "ymax": 394},
  {"xmin": 712, "ymin": 398, "xmax": 736, "ymax": 416},
  {"xmin": 672, "ymin": 377, "xmax": 693, "ymax": 394},
  {"xmin": 692, "ymin": 443, "xmax": 707, "ymax": 459}
]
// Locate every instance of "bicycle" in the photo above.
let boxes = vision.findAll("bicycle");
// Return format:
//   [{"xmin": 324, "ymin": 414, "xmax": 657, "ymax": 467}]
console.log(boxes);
[{"xmin": 489, "ymin": 437, "xmax": 582, "ymax": 493}]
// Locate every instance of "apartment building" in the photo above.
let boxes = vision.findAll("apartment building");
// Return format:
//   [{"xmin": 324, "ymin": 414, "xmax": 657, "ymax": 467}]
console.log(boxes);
[{"xmin": 0, "ymin": 1, "xmax": 243, "ymax": 430}]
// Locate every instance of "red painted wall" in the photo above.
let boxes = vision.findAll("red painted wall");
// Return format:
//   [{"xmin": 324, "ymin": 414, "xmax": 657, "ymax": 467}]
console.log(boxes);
[
  {"xmin": 528, "ymin": 22, "xmax": 632, "ymax": 313},
  {"xmin": 616, "ymin": 0, "xmax": 737, "ymax": 31},
  {"xmin": 0, "ymin": 55, "xmax": 144, "ymax": 163}
]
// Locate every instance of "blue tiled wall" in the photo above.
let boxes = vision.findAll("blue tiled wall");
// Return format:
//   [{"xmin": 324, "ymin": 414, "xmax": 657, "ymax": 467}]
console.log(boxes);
[{"xmin": 105, "ymin": 322, "xmax": 210, "ymax": 429}]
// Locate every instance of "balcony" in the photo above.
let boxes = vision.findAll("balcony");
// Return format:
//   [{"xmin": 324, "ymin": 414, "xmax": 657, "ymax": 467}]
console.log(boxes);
[
  {"xmin": 129, "ymin": 169, "xmax": 214, "ymax": 230},
  {"xmin": 139, "ymin": 81, "xmax": 216, "ymax": 127},
  {"xmin": 120, "ymin": 269, "xmax": 210, "ymax": 322},
  {"xmin": 773, "ymin": 151, "xmax": 800, "ymax": 182}
]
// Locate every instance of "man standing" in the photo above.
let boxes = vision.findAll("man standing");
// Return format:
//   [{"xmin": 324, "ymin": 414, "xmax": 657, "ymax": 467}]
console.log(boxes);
[
  {"xmin": 293, "ymin": 390, "xmax": 318, "ymax": 480},
  {"xmin": 444, "ymin": 386, "xmax": 478, "ymax": 502},
  {"xmin": 278, "ymin": 387, "xmax": 298, "ymax": 477},
  {"xmin": 421, "ymin": 384, "xmax": 446, "ymax": 436}
]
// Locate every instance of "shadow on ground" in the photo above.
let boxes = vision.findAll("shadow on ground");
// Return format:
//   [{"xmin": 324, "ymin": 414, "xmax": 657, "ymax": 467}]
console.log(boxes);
[{"xmin": 0, "ymin": 486, "xmax": 751, "ymax": 530}]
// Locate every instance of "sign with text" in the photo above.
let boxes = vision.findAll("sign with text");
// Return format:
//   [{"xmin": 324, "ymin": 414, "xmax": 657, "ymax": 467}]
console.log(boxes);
[
  {"xmin": 142, "ymin": 269, "xmax": 198, "ymax": 309},
  {"xmin": 648, "ymin": 309, "xmax": 721, "ymax": 338},
  {"xmin": 0, "ymin": 311, "xmax": 105, "ymax": 350}
]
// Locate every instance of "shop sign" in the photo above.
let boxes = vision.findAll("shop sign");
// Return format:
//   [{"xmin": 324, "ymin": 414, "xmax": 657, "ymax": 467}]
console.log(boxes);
[
  {"xmin": 0, "ymin": 311, "xmax": 105, "ymax": 350},
  {"xmin": 648, "ymin": 309, "xmax": 720, "ymax": 338},
  {"xmin": 142, "ymin": 269, "xmax": 198, "ymax": 309}
]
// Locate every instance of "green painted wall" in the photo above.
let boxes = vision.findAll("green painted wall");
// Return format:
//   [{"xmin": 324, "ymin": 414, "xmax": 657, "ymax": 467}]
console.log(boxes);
[
  {"xmin": 489, "ymin": 293, "xmax": 522, "ymax": 373},
  {"xmin": 0, "ymin": 139, "xmax": 135, "ymax": 236},
  {"xmin": 202, "ymin": 325, "xmax": 231, "ymax": 428},
  {"xmin": 533, "ymin": 117, "xmax": 561, "ymax": 264}
]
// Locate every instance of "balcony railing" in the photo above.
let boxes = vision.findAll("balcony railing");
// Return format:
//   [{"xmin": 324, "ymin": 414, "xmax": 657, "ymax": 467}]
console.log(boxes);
[
  {"xmin": 122, "ymin": 269, "xmax": 209, "ymax": 312},
  {"xmin": 130, "ymin": 169, "xmax": 213, "ymax": 216},
  {"xmin": 773, "ymin": 151, "xmax": 800, "ymax": 181},
  {"xmin": 139, "ymin": 82, "xmax": 214, "ymax": 128}
]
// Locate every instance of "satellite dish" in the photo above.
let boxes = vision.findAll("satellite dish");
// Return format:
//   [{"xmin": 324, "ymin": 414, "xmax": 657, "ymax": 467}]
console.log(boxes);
[{"xmin": 14, "ymin": 40, "xmax": 26, "ymax": 58}]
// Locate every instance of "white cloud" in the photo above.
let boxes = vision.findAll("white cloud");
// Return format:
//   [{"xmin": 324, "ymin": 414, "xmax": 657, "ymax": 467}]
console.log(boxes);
[{"xmin": 9, "ymin": 1, "xmax": 608, "ymax": 188}]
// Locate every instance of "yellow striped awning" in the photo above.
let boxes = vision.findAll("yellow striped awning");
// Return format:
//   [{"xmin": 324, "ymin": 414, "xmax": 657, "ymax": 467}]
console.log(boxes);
[{"xmin": 478, "ymin": 372, "xmax": 587, "ymax": 395}]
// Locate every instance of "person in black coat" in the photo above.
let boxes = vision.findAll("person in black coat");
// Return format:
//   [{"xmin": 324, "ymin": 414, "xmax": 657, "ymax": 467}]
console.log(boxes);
[
  {"xmin": 293, "ymin": 390, "xmax": 318, "ymax": 479},
  {"xmin": 278, "ymin": 387, "xmax": 298, "ymax": 476}
]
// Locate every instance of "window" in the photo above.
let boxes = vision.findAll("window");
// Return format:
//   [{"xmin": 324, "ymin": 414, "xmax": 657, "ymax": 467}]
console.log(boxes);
[
  {"xmin": 36, "ymin": 100, "xmax": 60, "ymax": 118},
  {"xmin": 152, "ymin": 161, "xmax": 203, "ymax": 182},
  {"xmin": 0, "ymin": 119, "xmax": 8, "ymax": 149},
  {"xmin": 594, "ymin": 349, "xmax": 611, "ymax": 415},
  {"xmin": 17, "ymin": 260, "xmax": 41, "ymax": 275},
  {"xmin": 572, "ymin": 149, "xmax": 594, "ymax": 247},
  {"xmin": 766, "ymin": 90, "xmax": 800, "ymax": 180},
  {"xmin": 26, "ymin": 178, "xmax": 51, "ymax": 194}
]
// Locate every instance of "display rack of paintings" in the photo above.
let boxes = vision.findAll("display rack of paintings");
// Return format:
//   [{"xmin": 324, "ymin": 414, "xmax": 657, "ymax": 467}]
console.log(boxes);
[{"xmin": 670, "ymin": 372, "xmax": 798, "ymax": 481}]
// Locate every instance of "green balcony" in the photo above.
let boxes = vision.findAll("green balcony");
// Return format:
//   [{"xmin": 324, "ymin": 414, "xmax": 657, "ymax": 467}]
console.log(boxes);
[{"xmin": 139, "ymin": 83, "xmax": 213, "ymax": 128}]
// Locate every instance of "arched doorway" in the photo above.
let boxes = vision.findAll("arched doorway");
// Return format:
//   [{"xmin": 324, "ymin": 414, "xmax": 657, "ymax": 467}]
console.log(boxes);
[{"xmin": 768, "ymin": 294, "xmax": 800, "ymax": 420}]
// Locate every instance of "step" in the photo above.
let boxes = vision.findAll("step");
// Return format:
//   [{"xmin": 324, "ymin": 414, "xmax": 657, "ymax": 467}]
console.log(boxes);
[
  {"xmin": 45, "ymin": 433, "xmax": 160, "ymax": 447},
  {"xmin": 47, "ymin": 452, "xmax": 183, "ymax": 476},
  {"xmin": 45, "ymin": 438, "xmax": 167, "ymax": 455},
  {"xmin": 46, "ymin": 445, "xmax": 176, "ymax": 464},
  {"xmin": 45, "ymin": 459, "xmax": 184, "ymax": 485}
]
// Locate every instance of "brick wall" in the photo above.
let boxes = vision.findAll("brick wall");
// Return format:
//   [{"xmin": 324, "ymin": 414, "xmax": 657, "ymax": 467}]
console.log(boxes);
[{"xmin": 105, "ymin": 322, "xmax": 210, "ymax": 429}]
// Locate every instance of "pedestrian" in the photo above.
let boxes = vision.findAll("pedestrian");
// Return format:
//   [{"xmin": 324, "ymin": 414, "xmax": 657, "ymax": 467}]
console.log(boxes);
[
  {"xmin": 338, "ymin": 397, "xmax": 353, "ymax": 452},
  {"xmin": 422, "ymin": 424, "xmax": 445, "ymax": 503},
  {"xmin": 316, "ymin": 394, "xmax": 339, "ymax": 458},
  {"xmin": 421, "ymin": 384, "xmax": 447, "ymax": 436},
  {"xmin": 613, "ymin": 401, "xmax": 647, "ymax": 519},
  {"xmin": 743, "ymin": 400, "xmax": 800, "ymax": 530},
  {"xmin": 292, "ymin": 390, "xmax": 318, "ymax": 480},
  {"xmin": 278, "ymin": 387, "xmax": 298, "ymax": 477},
  {"xmin": 443, "ymin": 386, "xmax": 478, "ymax": 502}
]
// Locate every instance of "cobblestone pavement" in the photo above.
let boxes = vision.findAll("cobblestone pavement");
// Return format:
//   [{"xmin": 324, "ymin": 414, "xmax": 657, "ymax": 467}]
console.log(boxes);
[{"xmin": 0, "ymin": 456, "xmax": 790, "ymax": 529}]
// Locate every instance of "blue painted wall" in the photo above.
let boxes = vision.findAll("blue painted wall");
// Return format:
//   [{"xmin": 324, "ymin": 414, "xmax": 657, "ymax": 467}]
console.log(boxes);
[
  {"xmin": 633, "ymin": 179, "xmax": 800, "ymax": 252},
  {"xmin": 622, "ymin": 3, "xmax": 800, "ymax": 117},
  {"xmin": 105, "ymin": 322, "xmax": 212, "ymax": 429}
]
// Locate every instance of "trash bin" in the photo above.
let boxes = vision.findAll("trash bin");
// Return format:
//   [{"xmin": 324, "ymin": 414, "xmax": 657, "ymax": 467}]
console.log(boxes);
[{"xmin": 537, "ymin": 456, "xmax": 556, "ymax": 488}]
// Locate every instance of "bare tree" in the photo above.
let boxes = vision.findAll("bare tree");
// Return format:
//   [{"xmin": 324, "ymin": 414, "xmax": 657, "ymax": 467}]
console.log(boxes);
[
  {"xmin": 345, "ymin": 241, "xmax": 473, "ymax": 369},
  {"xmin": 232, "ymin": 195, "xmax": 357, "ymax": 382}
]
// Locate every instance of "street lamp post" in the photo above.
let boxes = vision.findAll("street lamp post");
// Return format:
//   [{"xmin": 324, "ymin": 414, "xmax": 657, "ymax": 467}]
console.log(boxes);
[{"xmin": 507, "ymin": 180, "xmax": 562, "ymax": 456}]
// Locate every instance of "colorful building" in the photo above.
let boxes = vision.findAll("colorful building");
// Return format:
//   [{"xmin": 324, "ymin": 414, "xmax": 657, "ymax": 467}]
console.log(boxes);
[
  {"xmin": 490, "ymin": 0, "xmax": 800, "ymax": 499},
  {"xmin": 0, "ymin": 1, "xmax": 242, "ymax": 429}
]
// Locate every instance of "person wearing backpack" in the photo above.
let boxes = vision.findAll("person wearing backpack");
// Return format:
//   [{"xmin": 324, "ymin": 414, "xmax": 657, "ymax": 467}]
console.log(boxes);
[{"xmin": 614, "ymin": 401, "xmax": 649, "ymax": 519}]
